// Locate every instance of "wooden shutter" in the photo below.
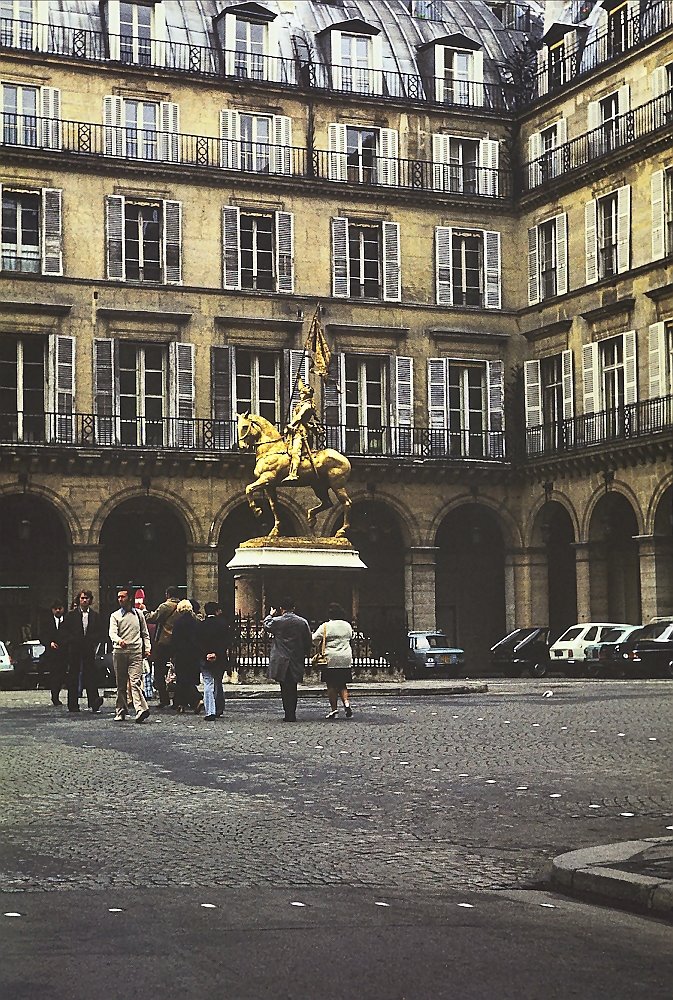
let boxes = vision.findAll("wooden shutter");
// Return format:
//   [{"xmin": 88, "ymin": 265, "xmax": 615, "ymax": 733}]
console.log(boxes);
[
  {"xmin": 432, "ymin": 133, "xmax": 450, "ymax": 191},
  {"xmin": 527, "ymin": 225, "xmax": 539, "ymax": 305},
  {"xmin": 152, "ymin": 0, "xmax": 167, "ymax": 68},
  {"xmin": 211, "ymin": 345, "xmax": 235, "ymax": 447},
  {"xmin": 616, "ymin": 184, "xmax": 631, "ymax": 273},
  {"xmin": 42, "ymin": 188, "xmax": 63, "ymax": 276},
  {"xmin": 393, "ymin": 356, "xmax": 413, "ymax": 426},
  {"xmin": 585, "ymin": 199, "xmax": 598, "ymax": 285},
  {"xmin": 484, "ymin": 230, "xmax": 501, "ymax": 309},
  {"xmin": 287, "ymin": 349, "xmax": 310, "ymax": 409},
  {"xmin": 220, "ymin": 109, "xmax": 241, "ymax": 170},
  {"xmin": 623, "ymin": 330, "xmax": 638, "ymax": 405},
  {"xmin": 93, "ymin": 338, "xmax": 118, "ymax": 443},
  {"xmin": 562, "ymin": 349, "xmax": 574, "ymax": 422},
  {"xmin": 330, "ymin": 29, "xmax": 343, "ymax": 92},
  {"xmin": 651, "ymin": 170, "xmax": 666, "ymax": 260},
  {"xmin": 159, "ymin": 101, "xmax": 180, "ymax": 163},
  {"xmin": 554, "ymin": 118, "xmax": 567, "ymax": 176},
  {"xmin": 428, "ymin": 358, "xmax": 448, "ymax": 428},
  {"xmin": 222, "ymin": 206, "xmax": 241, "ymax": 290},
  {"xmin": 275, "ymin": 211, "xmax": 294, "ymax": 293},
  {"xmin": 170, "ymin": 341, "xmax": 195, "ymax": 446},
  {"xmin": 478, "ymin": 138, "xmax": 499, "ymax": 197},
  {"xmin": 328, "ymin": 123, "xmax": 347, "ymax": 182},
  {"xmin": 331, "ymin": 217, "xmax": 349, "ymax": 297},
  {"xmin": 267, "ymin": 16, "xmax": 280, "ymax": 82},
  {"xmin": 272, "ymin": 114, "xmax": 292, "ymax": 175},
  {"xmin": 103, "ymin": 95, "xmax": 124, "ymax": 157},
  {"xmin": 435, "ymin": 226, "xmax": 452, "ymax": 306},
  {"xmin": 163, "ymin": 200, "xmax": 182, "ymax": 284},
  {"xmin": 555, "ymin": 213, "xmax": 568, "ymax": 296},
  {"xmin": 618, "ymin": 83, "xmax": 630, "ymax": 116},
  {"xmin": 105, "ymin": 194, "xmax": 125, "ymax": 280},
  {"xmin": 536, "ymin": 48, "xmax": 548, "ymax": 98},
  {"xmin": 106, "ymin": 0, "xmax": 120, "ymax": 60},
  {"xmin": 48, "ymin": 334, "xmax": 75, "ymax": 443},
  {"xmin": 223, "ymin": 11, "xmax": 236, "ymax": 76},
  {"xmin": 323, "ymin": 352, "xmax": 344, "ymax": 449},
  {"xmin": 34, "ymin": 0, "xmax": 50, "ymax": 52},
  {"xmin": 582, "ymin": 342, "xmax": 599, "ymax": 414},
  {"xmin": 486, "ymin": 359, "xmax": 504, "ymax": 458},
  {"xmin": 648, "ymin": 322, "xmax": 667, "ymax": 399},
  {"xmin": 370, "ymin": 33, "xmax": 383, "ymax": 96},
  {"xmin": 653, "ymin": 66, "xmax": 669, "ymax": 98},
  {"xmin": 382, "ymin": 221, "xmax": 401, "ymax": 302},
  {"xmin": 40, "ymin": 86, "xmax": 61, "ymax": 150},
  {"xmin": 528, "ymin": 130, "xmax": 542, "ymax": 189},
  {"xmin": 378, "ymin": 127, "xmax": 399, "ymax": 187},
  {"xmin": 524, "ymin": 359, "xmax": 542, "ymax": 428},
  {"xmin": 471, "ymin": 49, "xmax": 484, "ymax": 107}
]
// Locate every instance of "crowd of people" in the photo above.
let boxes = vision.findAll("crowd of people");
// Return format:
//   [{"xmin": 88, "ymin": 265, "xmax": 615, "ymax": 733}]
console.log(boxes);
[{"xmin": 41, "ymin": 589, "xmax": 355, "ymax": 724}]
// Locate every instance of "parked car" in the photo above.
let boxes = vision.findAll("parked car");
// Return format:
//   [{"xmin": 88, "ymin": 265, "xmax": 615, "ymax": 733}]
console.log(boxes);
[
  {"xmin": 613, "ymin": 619, "xmax": 673, "ymax": 678},
  {"xmin": 548, "ymin": 623, "xmax": 631, "ymax": 675},
  {"xmin": 490, "ymin": 627, "xmax": 551, "ymax": 677},
  {"xmin": 407, "ymin": 632, "xmax": 464, "ymax": 678},
  {"xmin": 0, "ymin": 641, "xmax": 18, "ymax": 688},
  {"xmin": 10, "ymin": 640, "xmax": 47, "ymax": 685},
  {"xmin": 583, "ymin": 625, "xmax": 643, "ymax": 677}
]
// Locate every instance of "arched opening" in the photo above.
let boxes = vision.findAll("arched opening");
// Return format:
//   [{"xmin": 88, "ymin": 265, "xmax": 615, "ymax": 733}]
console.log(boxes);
[
  {"xmin": 347, "ymin": 499, "xmax": 406, "ymax": 633},
  {"xmin": 588, "ymin": 492, "xmax": 640, "ymax": 623},
  {"xmin": 99, "ymin": 497, "xmax": 187, "ymax": 619},
  {"xmin": 532, "ymin": 501, "xmax": 577, "ymax": 640},
  {"xmin": 435, "ymin": 504, "xmax": 506, "ymax": 667},
  {"xmin": 652, "ymin": 485, "xmax": 673, "ymax": 617},
  {"xmin": 0, "ymin": 494, "xmax": 68, "ymax": 643}
]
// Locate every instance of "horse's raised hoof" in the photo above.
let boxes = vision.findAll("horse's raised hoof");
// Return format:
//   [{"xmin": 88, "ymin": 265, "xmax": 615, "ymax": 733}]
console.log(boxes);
[{"xmin": 335, "ymin": 528, "xmax": 349, "ymax": 539}]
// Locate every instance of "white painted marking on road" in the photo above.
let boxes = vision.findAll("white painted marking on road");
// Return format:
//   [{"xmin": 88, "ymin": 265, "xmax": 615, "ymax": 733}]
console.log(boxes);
[
  {"xmin": 457, "ymin": 903, "xmax": 474, "ymax": 908},
  {"xmin": 374, "ymin": 901, "xmax": 390, "ymax": 907},
  {"xmin": 620, "ymin": 812, "xmax": 635, "ymax": 817},
  {"xmin": 4, "ymin": 912, "xmax": 22, "ymax": 917},
  {"xmin": 504, "ymin": 721, "xmax": 511, "ymax": 724},
  {"xmin": 561, "ymin": 727, "xmax": 568, "ymax": 731},
  {"xmin": 485, "ymin": 780, "xmax": 496, "ymax": 784},
  {"xmin": 550, "ymin": 794, "xmax": 562, "ymax": 798},
  {"xmin": 200, "ymin": 903, "xmax": 217, "ymax": 909},
  {"xmin": 290, "ymin": 901, "xmax": 306, "ymax": 907},
  {"xmin": 108, "ymin": 908, "xmax": 123, "ymax": 913},
  {"xmin": 649, "ymin": 738, "xmax": 658, "ymax": 742},
  {"xmin": 589, "ymin": 804, "xmax": 601, "ymax": 809},
  {"xmin": 477, "ymin": 717, "xmax": 484, "ymax": 721},
  {"xmin": 431, "ymin": 767, "xmax": 441, "ymax": 772},
  {"xmin": 589, "ymin": 730, "xmax": 597, "ymax": 733},
  {"xmin": 539, "ymin": 903, "xmax": 556, "ymax": 908},
  {"xmin": 532, "ymin": 723, "xmax": 540, "ymax": 727},
  {"xmin": 314, "ymin": 745, "xmax": 323, "ymax": 749},
  {"xmin": 459, "ymin": 773, "xmax": 469, "ymax": 777},
  {"xmin": 400, "ymin": 761, "xmax": 410, "ymax": 765},
  {"xmin": 516, "ymin": 786, "xmax": 528, "ymax": 790},
  {"xmin": 618, "ymin": 733, "xmax": 626, "ymax": 737}
]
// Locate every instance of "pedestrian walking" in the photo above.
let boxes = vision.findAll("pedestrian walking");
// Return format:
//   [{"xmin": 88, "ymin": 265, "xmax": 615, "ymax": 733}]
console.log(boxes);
[
  {"xmin": 62, "ymin": 590, "xmax": 104, "ymax": 714},
  {"xmin": 199, "ymin": 602, "xmax": 232, "ymax": 720},
  {"xmin": 263, "ymin": 598, "xmax": 312, "ymax": 723},
  {"xmin": 109, "ymin": 588, "xmax": 151, "ymax": 723},
  {"xmin": 313, "ymin": 603, "xmax": 354, "ymax": 719},
  {"xmin": 40, "ymin": 600, "xmax": 66, "ymax": 706},
  {"xmin": 171, "ymin": 600, "xmax": 203, "ymax": 713},
  {"xmin": 143, "ymin": 586, "xmax": 180, "ymax": 708}
]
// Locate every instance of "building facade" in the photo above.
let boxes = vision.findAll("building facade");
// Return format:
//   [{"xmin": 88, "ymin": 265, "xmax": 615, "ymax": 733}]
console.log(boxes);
[{"xmin": 0, "ymin": 0, "xmax": 671, "ymax": 666}]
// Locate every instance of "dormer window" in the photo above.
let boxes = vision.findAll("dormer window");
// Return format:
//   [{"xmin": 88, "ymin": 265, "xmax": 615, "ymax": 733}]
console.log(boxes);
[
  {"xmin": 317, "ymin": 19, "xmax": 382, "ymax": 96},
  {"xmin": 215, "ymin": 4, "xmax": 279, "ymax": 82},
  {"xmin": 442, "ymin": 49, "xmax": 475, "ymax": 106},
  {"xmin": 537, "ymin": 23, "xmax": 580, "ymax": 97},
  {"xmin": 104, "ymin": 1, "xmax": 168, "ymax": 68},
  {"xmin": 235, "ymin": 16, "xmax": 265, "ymax": 79},
  {"xmin": 0, "ymin": 0, "xmax": 34, "ymax": 49},
  {"xmin": 548, "ymin": 39, "xmax": 566, "ymax": 90},
  {"xmin": 341, "ymin": 33, "xmax": 371, "ymax": 92},
  {"xmin": 417, "ymin": 34, "xmax": 484, "ymax": 108}
]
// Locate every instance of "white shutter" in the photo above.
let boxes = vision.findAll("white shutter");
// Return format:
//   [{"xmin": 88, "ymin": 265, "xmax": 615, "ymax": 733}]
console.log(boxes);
[
  {"xmin": 435, "ymin": 226, "xmax": 452, "ymax": 305},
  {"xmin": 623, "ymin": 330, "xmax": 638, "ymax": 405},
  {"xmin": 170, "ymin": 341, "xmax": 195, "ymax": 446},
  {"xmin": 618, "ymin": 83, "xmax": 630, "ymax": 116},
  {"xmin": 107, "ymin": 0, "xmax": 121, "ymax": 60},
  {"xmin": 486, "ymin": 359, "xmax": 505, "ymax": 456},
  {"xmin": 93, "ymin": 338, "xmax": 118, "ymax": 444},
  {"xmin": 528, "ymin": 130, "xmax": 542, "ymax": 189},
  {"xmin": 378, "ymin": 127, "xmax": 399, "ymax": 187},
  {"xmin": 40, "ymin": 86, "xmax": 61, "ymax": 150},
  {"xmin": 323, "ymin": 352, "xmax": 344, "ymax": 449},
  {"xmin": 555, "ymin": 213, "xmax": 568, "ymax": 296},
  {"xmin": 536, "ymin": 49, "xmax": 548, "ymax": 98},
  {"xmin": 524, "ymin": 359, "xmax": 542, "ymax": 429},
  {"xmin": 484, "ymin": 230, "xmax": 501, "ymax": 309},
  {"xmin": 34, "ymin": 0, "xmax": 50, "ymax": 52},
  {"xmin": 330, "ymin": 29, "xmax": 343, "ymax": 91},
  {"xmin": 105, "ymin": 194, "xmax": 125, "ymax": 280},
  {"xmin": 562, "ymin": 349, "xmax": 574, "ymax": 424},
  {"xmin": 554, "ymin": 117, "xmax": 567, "ymax": 176},
  {"xmin": 222, "ymin": 206, "xmax": 241, "ymax": 290},
  {"xmin": 432, "ymin": 133, "xmax": 450, "ymax": 191},
  {"xmin": 267, "ymin": 16, "xmax": 280, "ymax": 83},
  {"xmin": 272, "ymin": 114, "xmax": 292, "ymax": 175},
  {"xmin": 653, "ymin": 66, "xmax": 668, "ymax": 98},
  {"xmin": 651, "ymin": 170, "xmax": 666, "ymax": 260},
  {"xmin": 104, "ymin": 95, "xmax": 124, "ymax": 157},
  {"xmin": 219, "ymin": 109, "xmax": 241, "ymax": 170},
  {"xmin": 382, "ymin": 221, "xmax": 401, "ymax": 302},
  {"xmin": 648, "ymin": 322, "xmax": 667, "ymax": 399},
  {"xmin": 527, "ymin": 225, "xmax": 540, "ymax": 305},
  {"xmin": 275, "ymin": 210, "xmax": 294, "ymax": 293},
  {"xmin": 616, "ymin": 184, "xmax": 631, "ymax": 273},
  {"xmin": 434, "ymin": 45, "xmax": 446, "ymax": 103},
  {"xmin": 328, "ymin": 123, "xmax": 348, "ymax": 182},
  {"xmin": 152, "ymin": 0, "xmax": 167, "ymax": 68},
  {"xmin": 394, "ymin": 356, "xmax": 413, "ymax": 427},
  {"xmin": 48, "ymin": 334, "xmax": 75, "ymax": 443},
  {"xmin": 428, "ymin": 358, "xmax": 448, "ymax": 429},
  {"xmin": 588, "ymin": 99, "xmax": 600, "ymax": 136},
  {"xmin": 331, "ymin": 217, "xmax": 349, "ymax": 297},
  {"xmin": 212, "ymin": 345, "xmax": 235, "ymax": 450},
  {"xmin": 471, "ymin": 49, "xmax": 484, "ymax": 107},
  {"xmin": 288, "ymin": 350, "xmax": 310, "ymax": 408},
  {"xmin": 478, "ymin": 138, "xmax": 499, "ymax": 197},
  {"xmin": 585, "ymin": 199, "xmax": 598, "ymax": 285},
  {"xmin": 582, "ymin": 342, "xmax": 599, "ymax": 414},
  {"xmin": 370, "ymin": 33, "xmax": 383, "ymax": 96},
  {"xmin": 159, "ymin": 101, "xmax": 180, "ymax": 163},
  {"xmin": 163, "ymin": 200, "xmax": 182, "ymax": 284},
  {"xmin": 42, "ymin": 188, "xmax": 63, "ymax": 276},
  {"xmin": 223, "ymin": 11, "xmax": 236, "ymax": 77},
  {"xmin": 563, "ymin": 30, "xmax": 577, "ymax": 83}
]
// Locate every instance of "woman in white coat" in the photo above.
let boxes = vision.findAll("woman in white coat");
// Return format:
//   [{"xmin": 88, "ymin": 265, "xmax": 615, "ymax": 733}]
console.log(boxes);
[{"xmin": 313, "ymin": 602, "xmax": 354, "ymax": 719}]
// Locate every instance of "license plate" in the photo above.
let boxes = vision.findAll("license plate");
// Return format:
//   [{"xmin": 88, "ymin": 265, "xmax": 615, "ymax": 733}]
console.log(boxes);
[{"xmin": 554, "ymin": 650, "xmax": 563, "ymax": 657}]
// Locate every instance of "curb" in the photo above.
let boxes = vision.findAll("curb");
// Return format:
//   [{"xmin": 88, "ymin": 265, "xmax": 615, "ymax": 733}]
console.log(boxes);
[
  {"xmin": 101, "ymin": 681, "xmax": 489, "ymax": 700},
  {"xmin": 549, "ymin": 838, "xmax": 673, "ymax": 922}
]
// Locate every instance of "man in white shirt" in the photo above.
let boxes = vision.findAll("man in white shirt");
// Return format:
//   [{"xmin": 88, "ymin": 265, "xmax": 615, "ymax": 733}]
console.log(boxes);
[{"xmin": 109, "ymin": 588, "xmax": 151, "ymax": 723}]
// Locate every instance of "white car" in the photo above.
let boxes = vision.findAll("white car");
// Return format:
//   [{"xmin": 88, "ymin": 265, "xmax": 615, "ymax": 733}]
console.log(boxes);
[
  {"xmin": 0, "ymin": 641, "xmax": 17, "ymax": 686},
  {"xmin": 549, "ymin": 623, "xmax": 632, "ymax": 674}
]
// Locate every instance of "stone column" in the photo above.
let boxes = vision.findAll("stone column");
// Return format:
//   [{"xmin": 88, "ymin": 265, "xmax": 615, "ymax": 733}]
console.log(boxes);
[
  {"xmin": 572, "ymin": 542, "xmax": 592, "ymax": 623},
  {"xmin": 405, "ymin": 547, "xmax": 438, "ymax": 632},
  {"xmin": 233, "ymin": 572, "xmax": 263, "ymax": 617},
  {"xmin": 69, "ymin": 545, "xmax": 101, "ymax": 605},
  {"xmin": 635, "ymin": 535, "xmax": 659, "ymax": 623},
  {"xmin": 506, "ymin": 547, "xmax": 548, "ymax": 630},
  {"xmin": 187, "ymin": 544, "xmax": 219, "ymax": 603}
]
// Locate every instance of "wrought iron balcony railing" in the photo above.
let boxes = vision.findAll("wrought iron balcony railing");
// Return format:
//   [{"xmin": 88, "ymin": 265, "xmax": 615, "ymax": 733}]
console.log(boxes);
[
  {"xmin": 0, "ymin": 113, "xmax": 512, "ymax": 199},
  {"xmin": 0, "ymin": 412, "xmax": 507, "ymax": 462},
  {"xmin": 525, "ymin": 395, "xmax": 673, "ymax": 458},
  {"xmin": 523, "ymin": 88, "xmax": 673, "ymax": 192}
]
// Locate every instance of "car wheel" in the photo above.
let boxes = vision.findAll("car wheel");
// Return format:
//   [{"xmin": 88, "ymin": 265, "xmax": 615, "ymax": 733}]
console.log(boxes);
[
  {"xmin": 520, "ymin": 662, "xmax": 548, "ymax": 678},
  {"xmin": 664, "ymin": 660, "xmax": 673, "ymax": 680}
]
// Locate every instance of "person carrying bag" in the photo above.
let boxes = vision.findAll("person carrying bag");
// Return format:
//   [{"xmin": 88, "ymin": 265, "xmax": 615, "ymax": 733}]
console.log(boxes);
[{"xmin": 312, "ymin": 603, "xmax": 354, "ymax": 720}]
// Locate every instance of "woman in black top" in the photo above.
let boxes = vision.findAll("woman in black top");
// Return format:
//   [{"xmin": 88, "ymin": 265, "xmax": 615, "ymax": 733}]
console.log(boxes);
[{"xmin": 170, "ymin": 600, "xmax": 203, "ymax": 713}]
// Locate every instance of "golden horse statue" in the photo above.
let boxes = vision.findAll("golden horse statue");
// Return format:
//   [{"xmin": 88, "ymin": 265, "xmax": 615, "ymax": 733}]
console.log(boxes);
[{"xmin": 237, "ymin": 412, "xmax": 353, "ymax": 538}]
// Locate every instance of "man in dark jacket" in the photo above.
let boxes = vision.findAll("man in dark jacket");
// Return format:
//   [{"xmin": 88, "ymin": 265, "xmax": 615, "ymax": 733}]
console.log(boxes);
[
  {"xmin": 40, "ymin": 600, "xmax": 66, "ymax": 706},
  {"xmin": 263, "ymin": 597, "xmax": 312, "ymax": 722},
  {"xmin": 144, "ymin": 586, "xmax": 180, "ymax": 707},
  {"xmin": 199, "ymin": 602, "xmax": 233, "ymax": 720},
  {"xmin": 61, "ymin": 590, "xmax": 104, "ymax": 713}
]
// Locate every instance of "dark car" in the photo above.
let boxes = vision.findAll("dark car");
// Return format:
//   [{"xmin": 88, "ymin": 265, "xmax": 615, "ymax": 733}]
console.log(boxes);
[
  {"xmin": 613, "ymin": 619, "xmax": 673, "ymax": 678},
  {"xmin": 584, "ymin": 625, "xmax": 642, "ymax": 677},
  {"xmin": 406, "ymin": 632, "xmax": 465, "ymax": 679},
  {"xmin": 10, "ymin": 640, "xmax": 47, "ymax": 686},
  {"xmin": 490, "ymin": 627, "xmax": 551, "ymax": 677}
]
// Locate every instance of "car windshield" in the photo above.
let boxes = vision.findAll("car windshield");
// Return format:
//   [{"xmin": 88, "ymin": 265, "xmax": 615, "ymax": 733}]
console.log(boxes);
[
  {"xmin": 426, "ymin": 635, "xmax": 450, "ymax": 648},
  {"xmin": 556, "ymin": 627, "xmax": 583, "ymax": 642},
  {"xmin": 600, "ymin": 627, "xmax": 625, "ymax": 643},
  {"xmin": 635, "ymin": 622, "xmax": 671, "ymax": 640}
]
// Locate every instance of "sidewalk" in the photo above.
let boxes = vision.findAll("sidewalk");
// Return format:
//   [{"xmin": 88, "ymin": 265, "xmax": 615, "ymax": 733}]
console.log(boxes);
[{"xmin": 549, "ymin": 838, "xmax": 673, "ymax": 922}]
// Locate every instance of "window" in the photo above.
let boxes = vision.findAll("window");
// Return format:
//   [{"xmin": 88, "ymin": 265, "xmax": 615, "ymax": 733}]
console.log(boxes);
[
  {"xmin": 436, "ymin": 226, "xmax": 501, "ymax": 309},
  {"xmin": 598, "ymin": 192, "xmax": 618, "ymax": 278},
  {"xmin": 105, "ymin": 196, "xmax": 182, "ymax": 284},
  {"xmin": 1, "ymin": 82, "xmax": 37, "ymax": 146},
  {"xmin": 585, "ymin": 187, "xmax": 630, "ymax": 283},
  {"xmin": 442, "ymin": 48, "xmax": 474, "ymax": 106},
  {"xmin": 582, "ymin": 332, "xmax": 637, "ymax": 438},
  {"xmin": 219, "ymin": 110, "xmax": 292, "ymax": 174},
  {"xmin": 540, "ymin": 124, "xmax": 561, "ymax": 180},
  {"xmin": 1, "ymin": 187, "xmax": 63, "ymax": 275},
  {"xmin": 124, "ymin": 99, "xmax": 157, "ymax": 160},
  {"xmin": 451, "ymin": 230, "xmax": 482, "ymax": 307},
  {"xmin": 433, "ymin": 135, "xmax": 499, "ymax": 196},
  {"xmin": 541, "ymin": 354, "xmax": 564, "ymax": 449},
  {"xmin": 528, "ymin": 214, "xmax": 568, "ymax": 304},
  {"xmin": 104, "ymin": 96, "xmax": 179, "ymax": 162},
  {"xmin": 120, "ymin": 0, "xmax": 151, "ymax": 65},
  {"xmin": 524, "ymin": 351, "xmax": 574, "ymax": 453},
  {"xmin": 428, "ymin": 357, "xmax": 504, "ymax": 459},
  {"xmin": 599, "ymin": 92, "xmax": 620, "ymax": 153},
  {"xmin": 331, "ymin": 217, "xmax": 401, "ymax": 301},
  {"xmin": 442, "ymin": 137, "xmax": 478, "ymax": 194},
  {"xmin": 607, "ymin": 0, "xmax": 630, "ymax": 59},
  {"xmin": 241, "ymin": 113, "xmax": 271, "ymax": 172},
  {"xmin": 327, "ymin": 123, "xmax": 398, "ymax": 186},
  {"xmin": 235, "ymin": 17, "xmax": 265, "ymax": 80},
  {"xmin": 527, "ymin": 119, "xmax": 567, "ymax": 188},
  {"xmin": 222, "ymin": 207, "xmax": 294, "ymax": 293},
  {"xmin": 0, "ymin": 335, "xmax": 45, "ymax": 442},
  {"xmin": 548, "ymin": 39, "xmax": 566, "ymax": 91},
  {"xmin": 0, "ymin": 0, "xmax": 33, "ymax": 49},
  {"xmin": 539, "ymin": 220, "xmax": 558, "ymax": 299},
  {"xmin": 118, "ymin": 341, "xmax": 165, "ymax": 446},
  {"xmin": 652, "ymin": 168, "xmax": 673, "ymax": 260},
  {"xmin": 447, "ymin": 362, "xmax": 487, "ymax": 457},
  {"xmin": 346, "ymin": 126, "xmax": 377, "ymax": 184},
  {"xmin": 340, "ymin": 33, "xmax": 371, "ymax": 93},
  {"xmin": 344, "ymin": 354, "xmax": 386, "ymax": 454},
  {"xmin": 235, "ymin": 349, "xmax": 279, "ymax": 423},
  {"xmin": 601, "ymin": 335, "xmax": 625, "ymax": 410}
]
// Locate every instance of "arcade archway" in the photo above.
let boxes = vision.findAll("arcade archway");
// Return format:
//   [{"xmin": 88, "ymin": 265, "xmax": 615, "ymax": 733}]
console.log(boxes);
[
  {"xmin": 531, "ymin": 501, "xmax": 577, "ymax": 640},
  {"xmin": 346, "ymin": 499, "xmax": 406, "ymax": 633},
  {"xmin": 588, "ymin": 492, "xmax": 640, "ymax": 623},
  {"xmin": 652, "ymin": 485, "xmax": 673, "ymax": 617}
]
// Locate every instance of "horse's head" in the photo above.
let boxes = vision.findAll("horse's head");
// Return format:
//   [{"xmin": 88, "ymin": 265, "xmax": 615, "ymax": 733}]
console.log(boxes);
[{"xmin": 237, "ymin": 411, "xmax": 257, "ymax": 450}]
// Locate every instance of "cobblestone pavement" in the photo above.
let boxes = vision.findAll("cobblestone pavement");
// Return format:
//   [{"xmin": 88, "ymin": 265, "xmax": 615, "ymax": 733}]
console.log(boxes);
[{"xmin": 1, "ymin": 680, "xmax": 672, "ymax": 895}]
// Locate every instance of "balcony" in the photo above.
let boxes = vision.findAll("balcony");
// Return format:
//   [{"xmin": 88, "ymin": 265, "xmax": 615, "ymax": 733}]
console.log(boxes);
[
  {"xmin": 0, "ymin": 412, "xmax": 507, "ymax": 463},
  {"xmin": 0, "ymin": 114, "xmax": 512, "ymax": 200},
  {"xmin": 525, "ymin": 395, "xmax": 673, "ymax": 458},
  {"xmin": 524, "ymin": 88, "xmax": 673, "ymax": 193}
]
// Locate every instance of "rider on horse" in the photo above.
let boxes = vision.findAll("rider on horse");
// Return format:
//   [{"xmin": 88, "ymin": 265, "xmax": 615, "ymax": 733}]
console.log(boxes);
[{"xmin": 283, "ymin": 380, "xmax": 321, "ymax": 482}]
